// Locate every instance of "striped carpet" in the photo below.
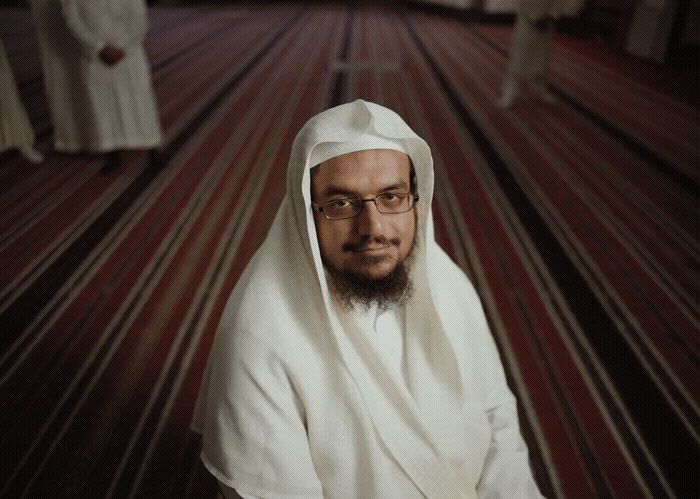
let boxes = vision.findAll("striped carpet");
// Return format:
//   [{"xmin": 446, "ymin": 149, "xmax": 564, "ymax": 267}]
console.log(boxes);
[{"xmin": 1, "ymin": 3, "xmax": 698, "ymax": 498}]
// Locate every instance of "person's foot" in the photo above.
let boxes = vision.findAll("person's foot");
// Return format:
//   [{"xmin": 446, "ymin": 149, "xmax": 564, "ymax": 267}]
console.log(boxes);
[
  {"xmin": 101, "ymin": 150, "xmax": 122, "ymax": 173},
  {"xmin": 498, "ymin": 80, "xmax": 519, "ymax": 108},
  {"xmin": 19, "ymin": 146, "xmax": 44, "ymax": 164},
  {"xmin": 148, "ymin": 148, "xmax": 165, "ymax": 169}
]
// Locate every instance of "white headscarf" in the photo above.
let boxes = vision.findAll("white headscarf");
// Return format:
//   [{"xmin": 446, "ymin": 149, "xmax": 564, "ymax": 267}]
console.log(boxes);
[{"xmin": 194, "ymin": 100, "xmax": 499, "ymax": 497}]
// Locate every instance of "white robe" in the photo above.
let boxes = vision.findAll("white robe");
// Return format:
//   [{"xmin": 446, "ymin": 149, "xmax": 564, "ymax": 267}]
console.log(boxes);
[
  {"xmin": 193, "ymin": 100, "xmax": 542, "ymax": 498},
  {"xmin": 506, "ymin": 0, "xmax": 563, "ymax": 84},
  {"xmin": 60, "ymin": 0, "xmax": 162, "ymax": 152},
  {"xmin": 0, "ymin": 40, "xmax": 35, "ymax": 148},
  {"xmin": 29, "ymin": 0, "xmax": 93, "ymax": 152}
]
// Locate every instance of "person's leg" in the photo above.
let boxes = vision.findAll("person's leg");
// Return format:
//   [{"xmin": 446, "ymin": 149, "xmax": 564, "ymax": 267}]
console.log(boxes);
[
  {"xmin": 533, "ymin": 79, "xmax": 557, "ymax": 104},
  {"xmin": 101, "ymin": 149, "xmax": 122, "ymax": 174},
  {"xmin": 499, "ymin": 13, "xmax": 529, "ymax": 108},
  {"xmin": 19, "ymin": 146, "xmax": 44, "ymax": 163},
  {"xmin": 498, "ymin": 76, "xmax": 519, "ymax": 108},
  {"xmin": 532, "ymin": 19, "xmax": 557, "ymax": 104}
]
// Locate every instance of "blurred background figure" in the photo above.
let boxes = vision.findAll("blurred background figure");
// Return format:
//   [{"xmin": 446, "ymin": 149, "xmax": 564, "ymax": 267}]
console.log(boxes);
[
  {"xmin": 0, "ymin": 38, "xmax": 43, "ymax": 163},
  {"xmin": 499, "ymin": 0, "xmax": 562, "ymax": 107},
  {"xmin": 29, "ymin": 0, "xmax": 92, "ymax": 154},
  {"xmin": 60, "ymin": 0, "xmax": 162, "ymax": 170}
]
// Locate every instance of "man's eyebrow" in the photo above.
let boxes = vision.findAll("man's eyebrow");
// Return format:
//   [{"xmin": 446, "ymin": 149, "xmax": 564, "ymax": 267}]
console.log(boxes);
[
  {"xmin": 319, "ymin": 185, "xmax": 358, "ymax": 198},
  {"xmin": 377, "ymin": 181, "xmax": 409, "ymax": 193},
  {"xmin": 320, "ymin": 181, "xmax": 408, "ymax": 198}
]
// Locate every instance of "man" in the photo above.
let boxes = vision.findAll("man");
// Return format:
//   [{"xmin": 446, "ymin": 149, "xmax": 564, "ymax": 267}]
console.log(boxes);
[
  {"xmin": 59, "ymin": 0, "xmax": 162, "ymax": 162},
  {"xmin": 0, "ymin": 39, "xmax": 43, "ymax": 163},
  {"xmin": 498, "ymin": 0, "xmax": 562, "ymax": 108},
  {"xmin": 29, "ymin": 0, "xmax": 92, "ymax": 152},
  {"xmin": 193, "ymin": 100, "xmax": 543, "ymax": 498}
]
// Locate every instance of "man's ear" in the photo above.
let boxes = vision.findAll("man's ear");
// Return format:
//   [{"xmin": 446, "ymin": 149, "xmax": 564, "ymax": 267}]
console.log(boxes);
[{"xmin": 409, "ymin": 160, "xmax": 417, "ymax": 195}]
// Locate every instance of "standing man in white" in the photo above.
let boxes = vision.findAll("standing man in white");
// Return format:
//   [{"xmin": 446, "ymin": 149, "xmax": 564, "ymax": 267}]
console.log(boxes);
[
  {"xmin": 498, "ymin": 0, "xmax": 562, "ymax": 107},
  {"xmin": 193, "ymin": 100, "xmax": 543, "ymax": 498},
  {"xmin": 29, "ymin": 0, "xmax": 91, "ymax": 153},
  {"xmin": 60, "ymin": 0, "xmax": 162, "ymax": 165},
  {"xmin": 0, "ymin": 39, "xmax": 43, "ymax": 163}
]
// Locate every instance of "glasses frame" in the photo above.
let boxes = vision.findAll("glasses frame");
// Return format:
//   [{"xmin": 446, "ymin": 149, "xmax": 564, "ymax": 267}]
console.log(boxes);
[{"xmin": 311, "ymin": 192, "xmax": 419, "ymax": 220}]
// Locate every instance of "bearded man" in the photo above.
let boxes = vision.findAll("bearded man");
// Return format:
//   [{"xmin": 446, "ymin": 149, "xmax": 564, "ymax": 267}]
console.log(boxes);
[{"xmin": 193, "ymin": 100, "xmax": 543, "ymax": 498}]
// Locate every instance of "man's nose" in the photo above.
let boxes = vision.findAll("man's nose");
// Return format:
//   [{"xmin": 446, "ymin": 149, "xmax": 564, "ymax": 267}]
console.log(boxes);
[{"xmin": 356, "ymin": 200, "xmax": 383, "ymax": 236}]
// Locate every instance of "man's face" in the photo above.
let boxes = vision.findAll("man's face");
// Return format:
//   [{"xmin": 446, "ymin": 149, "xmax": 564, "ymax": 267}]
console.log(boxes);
[{"xmin": 311, "ymin": 149, "xmax": 417, "ymax": 284}]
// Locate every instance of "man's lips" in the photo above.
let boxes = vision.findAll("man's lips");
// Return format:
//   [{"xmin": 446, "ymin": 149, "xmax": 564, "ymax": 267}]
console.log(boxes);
[
  {"xmin": 354, "ymin": 245, "xmax": 391, "ymax": 253},
  {"xmin": 344, "ymin": 237, "xmax": 400, "ymax": 253}
]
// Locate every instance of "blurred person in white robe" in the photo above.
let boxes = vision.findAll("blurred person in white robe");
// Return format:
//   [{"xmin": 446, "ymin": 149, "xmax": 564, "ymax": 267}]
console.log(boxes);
[
  {"xmin": 60, "ymin": 0, "xmax": 162, "ymax": 168},
  {"xmin": 0, "ymin": 39, "xmax": 43, "ymax": 163},
  {"xmin": 29, "ymin": 0, "xmax": 92, "ymax": 153},
  {"xmin": 193, "ymin": 100, "xmax": 543, "ymax": 498},
  {"xmin": 499, "ymin": 0, "xmax": 562, "ymax": 108}
]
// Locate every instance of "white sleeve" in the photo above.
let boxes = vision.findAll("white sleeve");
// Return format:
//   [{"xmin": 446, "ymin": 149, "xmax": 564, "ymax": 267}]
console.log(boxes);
[
  {"xmin": 476, "ymin": 383, "xmax": 544, "ymax": 497},
  {"xmin": 60, "ymin": 0, "xmax": 104, "ymax": 58},
  {"xmin": 436, "ymin": 247, "xmax": 543, "ymax": 497},
  {"xmin": 196, "ymin": 320, "xmax": 324, "ymax": 498},
  {"xmin": 474, "ymin": 313, "xmax": 543, "ymax": 497}
]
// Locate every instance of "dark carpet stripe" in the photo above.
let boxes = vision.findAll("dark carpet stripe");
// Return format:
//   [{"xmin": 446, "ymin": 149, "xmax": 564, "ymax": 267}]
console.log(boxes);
[
  {"xmin": 0, "ymin": 9, "xmax": 302, "ymax": 359},
  {"xmin": 468, "ymin": 27, "xmax": 700, "ymax": 201},
  {"xmin": 404, "ymin": 15, "xmax": 699, "ymax": 498}
]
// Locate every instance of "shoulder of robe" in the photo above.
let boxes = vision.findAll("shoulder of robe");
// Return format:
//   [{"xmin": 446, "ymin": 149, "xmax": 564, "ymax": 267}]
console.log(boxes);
[
  {"xmin": 217, "ymin": 238, "xmax": 326, "ymax": 360},
  {"xmin": 430, "ymin": 245, "xmax": 501, "ymax": 379}
]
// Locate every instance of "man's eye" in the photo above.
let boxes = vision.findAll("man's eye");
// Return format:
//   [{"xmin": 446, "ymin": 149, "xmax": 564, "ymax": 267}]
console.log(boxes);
[
  {"xmin": 328, "ymin": 199, "xmax": 352, "ymax": 209},
  {"xmin": 381, "ymin": 192, "xmax": 407, "ymax": 203}
]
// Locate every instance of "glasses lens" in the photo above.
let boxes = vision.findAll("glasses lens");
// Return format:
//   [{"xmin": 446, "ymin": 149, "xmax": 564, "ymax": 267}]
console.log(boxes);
[
  {"xmin": 324, "ymin": 199, "xmax": 361, "ymax": 219},
  {"xmin": 376, "ymin": 193, "xmax": 411, "ymax": 213}
]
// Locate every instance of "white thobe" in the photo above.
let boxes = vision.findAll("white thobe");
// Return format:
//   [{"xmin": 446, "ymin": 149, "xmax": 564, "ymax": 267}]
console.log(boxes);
[
  {"xmin": 29, "ymin": 0, "xmax": 93, "ymax": 152},
  {"xmin": 60, "ymin": 0, "xmax": 162, "ymax": 152},
  {"xmin": 193, "ymin": 100, "xmax": 542, "ymax": 499},
  {"xmin": 223, "ymin": 305, "xmax": 409, "ymax": 499},
  {"xmin": 507, "ymin": 0, "xmax": 560, "ymax": 83},
  {"xmin": 211, "ymin": 280, "xmax": 541, "ymax": 498},
  {"xmin": 0, "ymin": 40, "xmax": 35, "ymax": 148}
]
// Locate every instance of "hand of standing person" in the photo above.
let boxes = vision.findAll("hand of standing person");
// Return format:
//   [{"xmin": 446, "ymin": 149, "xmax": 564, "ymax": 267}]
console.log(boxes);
[{"xmin": 98, "ymin": 45, "xmax": 125, "ymax": 66}]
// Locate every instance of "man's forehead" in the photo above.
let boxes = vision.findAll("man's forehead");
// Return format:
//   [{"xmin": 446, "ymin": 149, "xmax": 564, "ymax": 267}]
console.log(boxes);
[
  {"xmin": 310, "ymin": 150, "xmax": 412, "ymax": 200},
  {"xmin": 311, "ymin": 149, "xmax": 410, "ymax": 176}
]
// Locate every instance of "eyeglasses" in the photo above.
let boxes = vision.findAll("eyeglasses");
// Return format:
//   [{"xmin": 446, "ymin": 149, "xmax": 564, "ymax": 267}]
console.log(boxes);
[{"xmin": 312, "ymin": 192, "xmax": 419, "ymax": 220}]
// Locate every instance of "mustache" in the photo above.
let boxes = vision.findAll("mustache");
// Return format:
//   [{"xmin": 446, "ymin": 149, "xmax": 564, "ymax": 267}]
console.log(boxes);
[{"xmin": 342, "ymin": 235, "xmax": 401, "ymax": 252}]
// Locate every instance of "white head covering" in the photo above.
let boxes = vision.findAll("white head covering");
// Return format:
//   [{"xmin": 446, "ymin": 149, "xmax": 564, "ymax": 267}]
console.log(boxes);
[{"xmin": 194, "ymin": 100, "xmax": 494, "ymax": 497}]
